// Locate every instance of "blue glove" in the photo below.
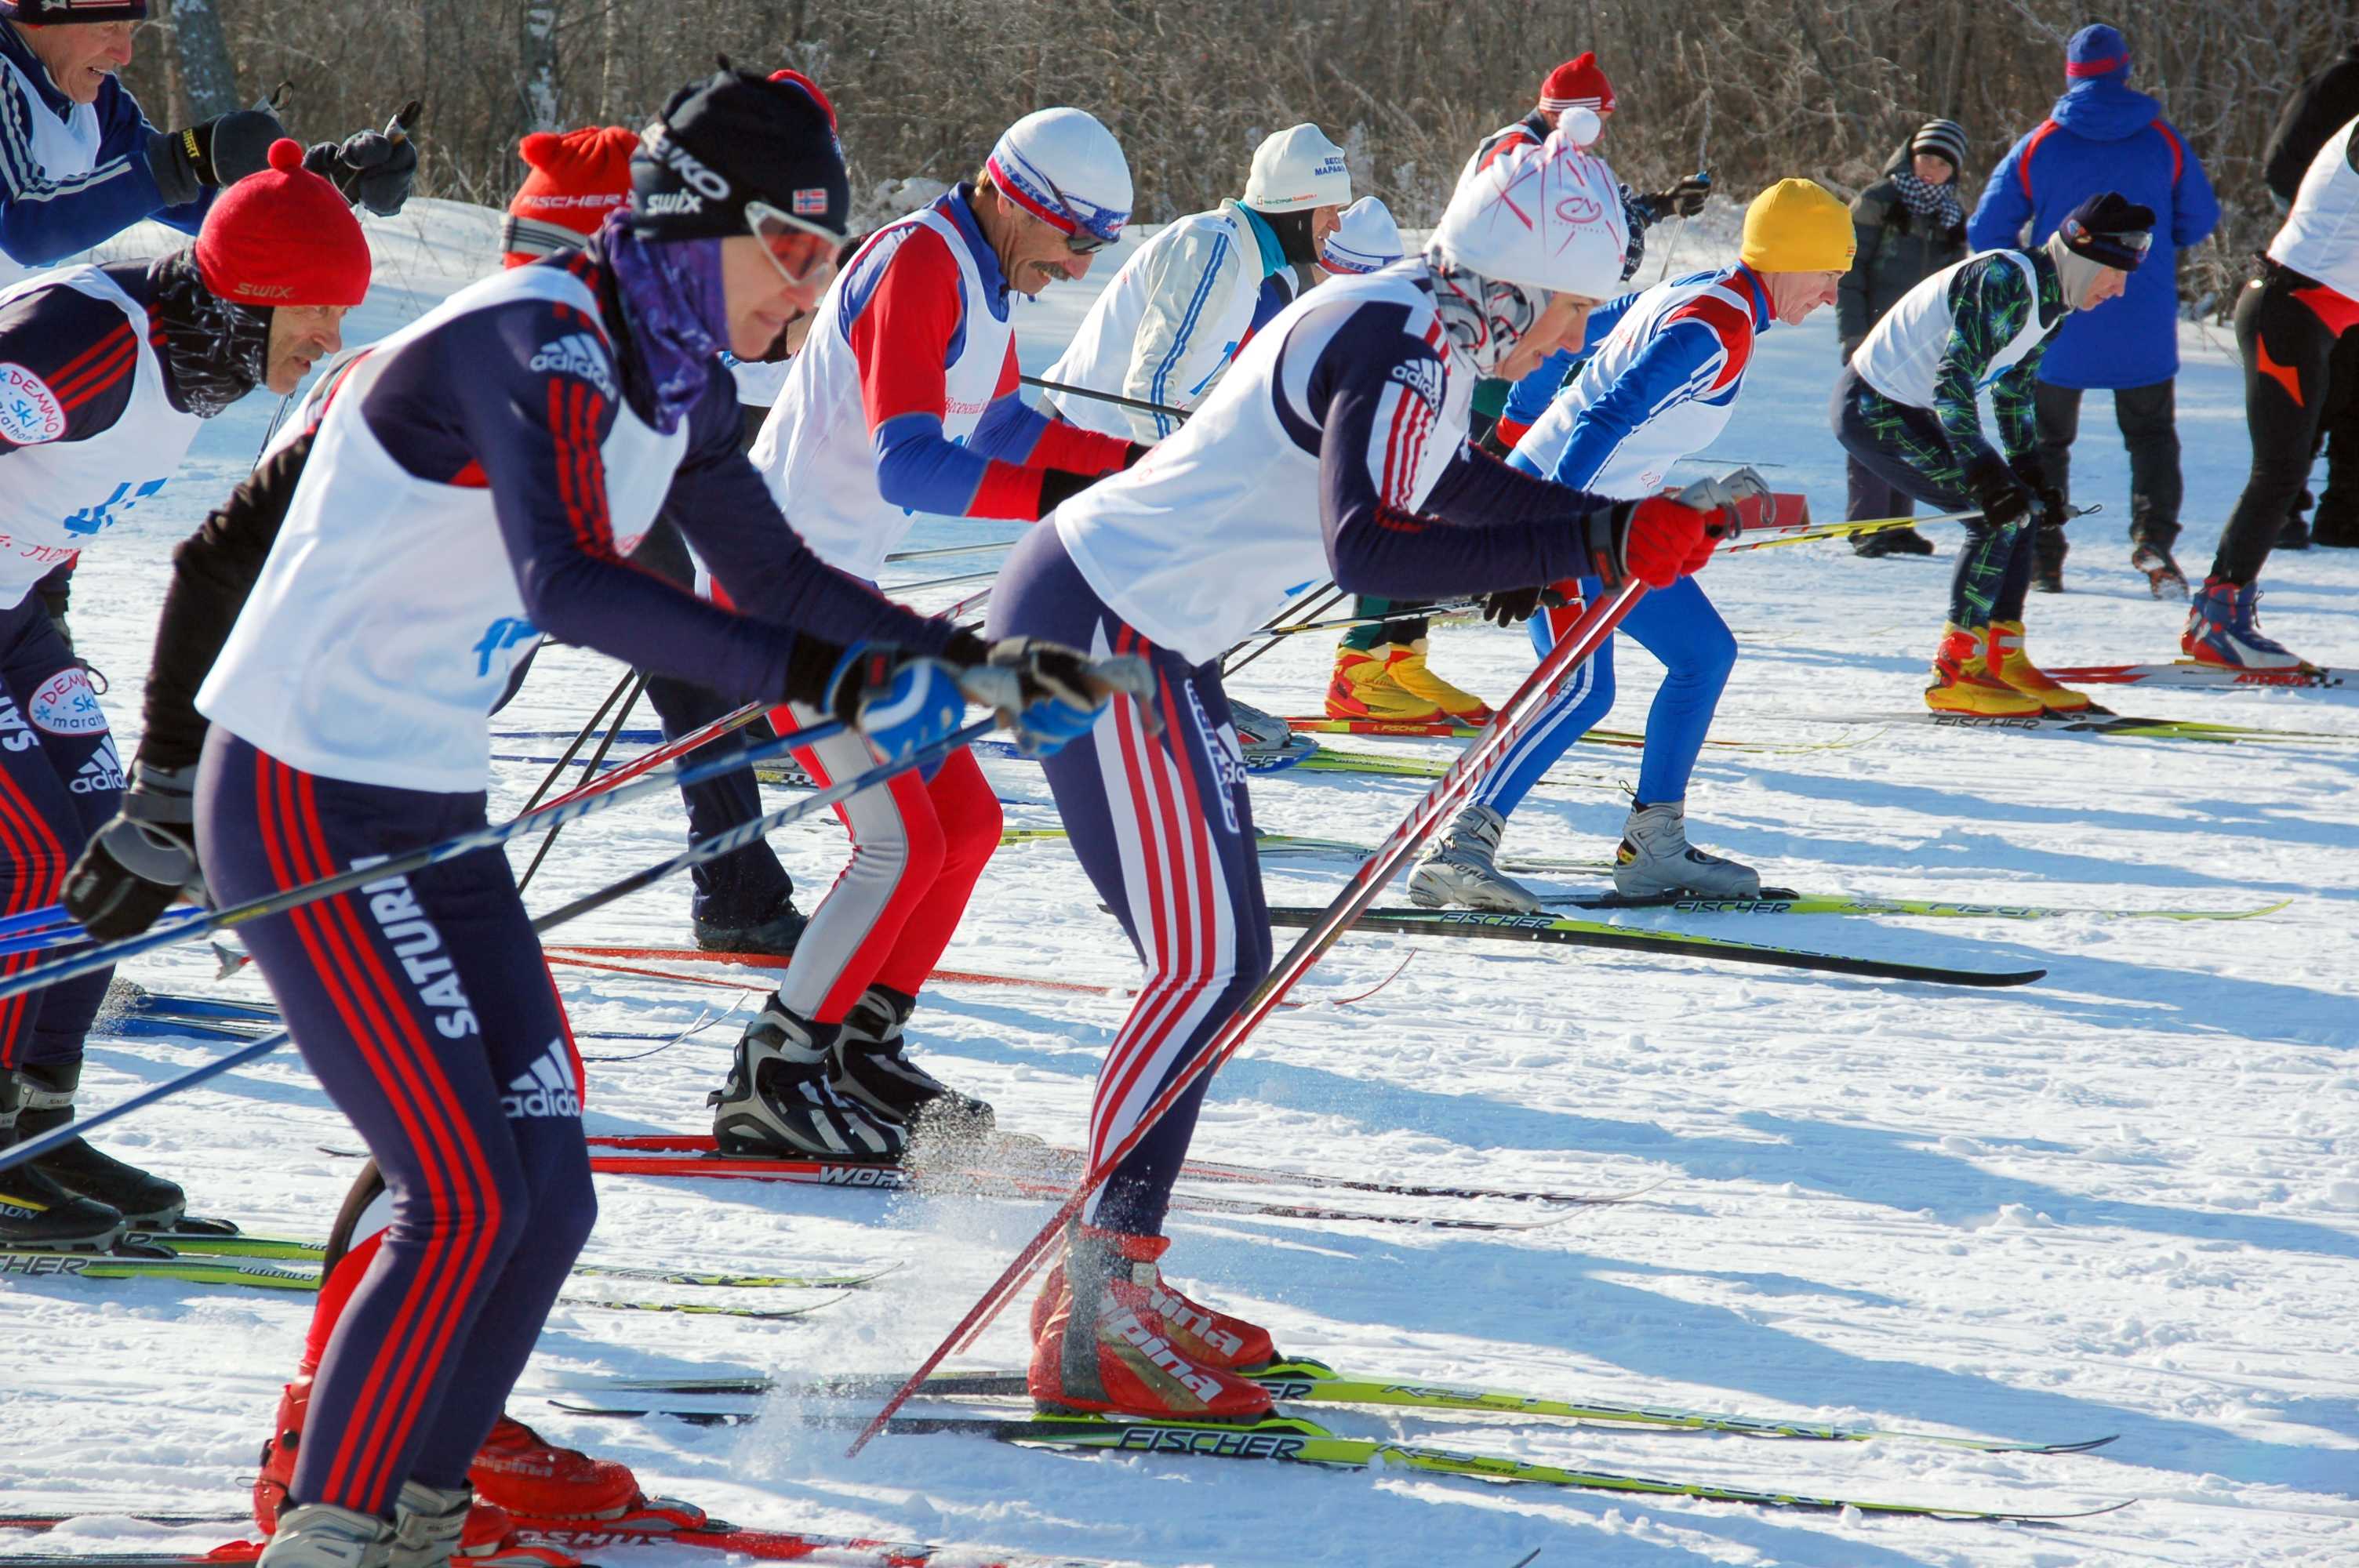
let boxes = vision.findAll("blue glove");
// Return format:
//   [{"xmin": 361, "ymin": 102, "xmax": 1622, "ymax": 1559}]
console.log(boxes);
[
  {"xmin": 959, "ymin": 638, "xmax": 1154, "ymax": 757},
  {"xmin": 825, "ymin": 647, "xmax": 969, "ymax": 765}
]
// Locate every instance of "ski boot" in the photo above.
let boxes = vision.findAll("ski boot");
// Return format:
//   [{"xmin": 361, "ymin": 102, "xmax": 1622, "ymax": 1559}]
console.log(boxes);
[
  {"xmin": 255, "ymin": 1380, "xmax": 594, "ymax": 1568},
  {"xmin": 710, "ymin": 1000, "xmax": 903, "ymax": 1160},
  {"xmin": 2031, "ymin": 524, "xmax": 2067, "ymax": 593},
  {"xmin": 391, "ymin": 1482, "xmax": 474, "ymax": 1568},
  {"xmin": 1325, "ymin": 644, "xmax": 1442, "ymax": 722},
  {"xmin": 256, "ymin": 1504, "xmax": 395, "ymax": 1568},
  {"xmin": 827, "ymin": 984, "xmax": 994, "ymax": 1147},
  {"xmin": 1925, "ymin": 623, "xmax": 2044, "ymax": 717},
  {"xmin": 691, "ymin": 890, "xmax": 807, "ymax": 958},
  {"xmin": 469, "ymin": 1414, "xmax": 640, "ymax": 1520},
  {"xmin": 1027, "ymin": 1222, "xmax": 1274, "ymax": 1421},
  {"xmin": 2129, "ymin": 535, "xmax": 2187, "ymax": 599},
  {"xmin": 0, "ymin": 1073, "xmax": 124, "ymax": 1249},
  {"xmin": 1406, "ymin": 804, "xmax": 1540, "ymax": 913},
  {"xmin": 1986, "ymin": 620, "xmax": 2096, "ymax": 714},
  {"xmin": 1385, "ymin": 638, "xmax": 1493, "ymax": 723},
  {"xmin": 8, "ymin": 1061, "xmax": 180, "ymax": 1226},
  {"xmin": 2183, "ymin": 577, "xmax": 2307, "ymax": 670},
  {"xmin": 1614, "ymin": 801, "xmax": 1761, "ymax": 900},
  {"xmin": 1852, "ymin": 524, "xmax": 1934, "ymax": 557},
  {"xmin": 2276, "ymin": 514, "xmax": 2313, "ymax": 551},
  {"xmin": 1225, "ymin": 702, "xmax": 1314, "ymax": 769}
]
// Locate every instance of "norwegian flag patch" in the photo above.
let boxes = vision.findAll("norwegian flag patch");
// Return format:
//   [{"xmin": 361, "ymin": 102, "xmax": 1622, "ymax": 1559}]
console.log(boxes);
[{"xmin": 791, "ymin": 187, "xmax": 829, "ymax": 216}]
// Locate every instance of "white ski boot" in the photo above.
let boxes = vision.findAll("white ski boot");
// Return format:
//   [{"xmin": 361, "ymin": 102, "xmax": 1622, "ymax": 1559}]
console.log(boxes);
[
  {"xmin": 256, "ymin": 1504, "xmax": 394, "ymax": 1568},
  {"xmin": 1612, "ymin": 800, "xmax": 1760, "ymax": 899},
  {"xmin": 391, "ymin": 1481, "xmax": 471, "ymax": 1568},
  {"xmin": 1406, "ymin": 804, "xmax": 1541, "ymax": 913}
]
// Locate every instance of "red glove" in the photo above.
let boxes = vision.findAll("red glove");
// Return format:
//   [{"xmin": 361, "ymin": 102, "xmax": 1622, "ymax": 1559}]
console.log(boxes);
[{"xmin": 1618, "ymin": 495, "xmax": 1715, "ymax": 588}]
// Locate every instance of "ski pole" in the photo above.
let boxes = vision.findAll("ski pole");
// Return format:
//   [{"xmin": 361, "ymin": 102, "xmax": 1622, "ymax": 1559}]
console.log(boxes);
[
  {"xmin": 890, "ymin": 567, "xmax": 998, "ymax": 594},
  {"xmin": 1219, "ymin": 582, "xmax": 1345, "ymax": 677},
  {"xmin": 514, "ymin": 670, "xmax": 637, "ymax": 818},
  {"xmin": 883, "ymin": 538, "xmax": 1021, "ymax": 564},
  {"xmin": 0, "ymin": 713, "xmax": 859, "ymax": 1005},
  {"xmin": 516, "ymin": 673, "xmax": 649, "ymax": 895},
  {"xmin": 1019, "ymin": 374, "xmax": 1186, "ymax": 424},
  {"xmin": 1722, "ymin": 503, "xmax": 2099, "ymax": 554},
  {"xmin": 848, "ymin": 576, "xmax": 1652, "ymax": 1457},
  {"xmin": 0, "ymin": 717, "xmax": 998, "ymax": 1178}
]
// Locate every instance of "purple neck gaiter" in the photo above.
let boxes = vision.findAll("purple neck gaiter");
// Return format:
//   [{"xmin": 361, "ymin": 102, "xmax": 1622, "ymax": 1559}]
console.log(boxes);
[{"xmin": 598, "ymin": 215, "xmax": 728, "ymax": 434}]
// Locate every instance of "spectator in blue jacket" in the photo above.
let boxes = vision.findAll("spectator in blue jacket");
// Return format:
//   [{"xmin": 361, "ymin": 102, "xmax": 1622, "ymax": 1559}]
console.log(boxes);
[
  {"xmin": 1, "ymin": 0, "xmax": 416, "ymax": 281},
  {"xmin": 1968, "ymin": 23, "xmax": 2219, "ymax": 594}
]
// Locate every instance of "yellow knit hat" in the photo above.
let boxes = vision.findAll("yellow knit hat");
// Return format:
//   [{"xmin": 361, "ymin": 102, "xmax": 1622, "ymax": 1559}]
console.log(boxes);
[{"xmin": 1739, "ymin": 178, "xmax": 1855, "ymax": 271}]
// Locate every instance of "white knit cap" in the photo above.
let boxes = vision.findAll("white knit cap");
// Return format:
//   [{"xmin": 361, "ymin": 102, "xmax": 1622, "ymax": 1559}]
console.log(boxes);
[
  {"xmin": 1245, "ymin": 123, "xmax": 1353, "ymax": 212},
  {"xmin": 1427, "ymin": 125, "xmax": 1628, "ymax": 300},
  {"xmin": 1319, "ymin": 195, "xmax": 1404, "ymax": 274}
]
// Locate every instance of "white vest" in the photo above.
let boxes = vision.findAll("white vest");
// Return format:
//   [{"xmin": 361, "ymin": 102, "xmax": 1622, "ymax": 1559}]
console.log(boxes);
[
  {"xmin": 750, "ymin": 205, "xmax": 1012, "ymax": 582},
  {"xmin": 0, "ymin": 267, "xmax": 198, "ymax": 608},
  {"xmin": 1852, "ymin": 249, "xmax": 2048, "ymax": 411},
  {"xmin": 199, "ymin": 265, "xmax": 688, "ymax": 793},
  {"xmin": 1057, "ymin": 266, "xmax": 1468, "ymax": 666},
  {"xmin": 1044, "ymin": 202, "xmax": 1264, "ymax": 441},
  {"xmin": 2270, "ymin": 118, "xmax": 2359, "ymax": 303},
  {"xmin": 1512, "ymin": 270, "xmax": 1759, "ymax": 499},
  {"xmin": 0, "ymin": 54, "xmax": 108, "ymax": 289}
]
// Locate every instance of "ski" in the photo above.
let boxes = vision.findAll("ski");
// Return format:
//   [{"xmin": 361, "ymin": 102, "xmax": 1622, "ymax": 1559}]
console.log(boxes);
[
  {"xmin": 581, "ymin": 1132, "xmax": 1635, "ymax": 1208},
  {"xmin": 1262, "ymin": 906, "xmax": 2048, "ymax": 987},
  {"xmin": 558, "ymin": 1358, "xmax": 2116, "ymax": 1454},
  {"xmin": 1281, "ymin": 716, "xmax": 1872, "ymax": 754},
  {"xmin": 540, "ymin": 1406, "xmax": 2132, "ymax": 1523},
  {"xmin": 1000, "ymin": 826, "xmax": 1386, "ymax": 860},
  {"xmin": 1536, "ymin": 890, "xmax": 2291, "ymax": 922},
  {"xmin": 2039, "ymin": 660, "xmax": 2343, "ymax": 690},
  {"xmin": 1909, "ymin": 710, "xmax": 2354, "ymax": 745},
  {"xmin": 0, "ymin": 1250, "xmax": 843, "ymax": 1319}
]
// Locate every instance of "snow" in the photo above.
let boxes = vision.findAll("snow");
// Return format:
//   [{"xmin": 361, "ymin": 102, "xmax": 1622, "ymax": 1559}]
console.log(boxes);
[{"xmin": 5, "ymin": 198, "xmax": 2357, "ymax": 1568}]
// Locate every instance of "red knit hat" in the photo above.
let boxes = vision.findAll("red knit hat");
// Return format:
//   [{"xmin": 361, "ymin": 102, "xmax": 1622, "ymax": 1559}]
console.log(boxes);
[
  {"xmin": 1539, "ymin": 53, "xmax": 1615, "ymax": 115},
  {"xmin": 502, "ymin": 125, "xmax": 637, "ymax": 267},
  {"xmin": 195, "ymin": 140, "xmax": 371, "ymax": 308}
]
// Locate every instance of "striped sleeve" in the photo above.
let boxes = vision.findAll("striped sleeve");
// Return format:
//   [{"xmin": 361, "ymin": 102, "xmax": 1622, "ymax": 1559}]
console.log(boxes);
[
  {"xmin": 0, "ymin": 67, "xmax": 182, "ymax": 266},
  {"xmin": 0, "ymin": 279, "xmax": 140, "ymax": 449}
]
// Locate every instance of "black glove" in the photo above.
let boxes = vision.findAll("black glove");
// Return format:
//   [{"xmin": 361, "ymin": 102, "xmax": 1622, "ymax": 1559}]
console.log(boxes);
[
  {"xmin": 1642, "ymin": 172, "xmax": 1713, "ymax": 221},
  {"xmin": 61, "ymin": 764, "xmax": 204, "ymax": 941},
  {"xmin": 1480, "ymin": 586, "xmax": 1546, "ymax": 627},
  {"xmin": 305, "ymin": 129, "xmax": 419, "ymax": 216},
  {"xmin": 38, "ymin": 584, "xmax": 71, "ymax": 656},
  {"xmin": 2008, "ymin": 454, "xmax": 2068, "ymax": 531},
  {"xmin": 1037, "ymin": 466, "xmax": 1107, "ymax": 516},
  {"xmin": 1965, "ymin": 456, "xmax": 2030, "ymax": 528},
  {"xmin": 147, "ymin": 109, "xmax": 290, "ymax": 205},
  {"xmin": 1120, "ymin": 441, "xmax": 1152, "ymax": 469}
]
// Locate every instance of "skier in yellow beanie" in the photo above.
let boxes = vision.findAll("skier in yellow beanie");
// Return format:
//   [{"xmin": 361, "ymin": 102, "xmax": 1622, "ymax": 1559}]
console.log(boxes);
[{"xmin": 1739, "ymin": 177, "xmax": 1856, "ymax": 273}]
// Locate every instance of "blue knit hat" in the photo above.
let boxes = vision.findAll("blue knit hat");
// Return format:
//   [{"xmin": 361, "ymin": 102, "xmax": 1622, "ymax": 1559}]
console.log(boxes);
[{"xmin": 2066, "ymin": 24, "xmax": 2131, "ymax": 78}]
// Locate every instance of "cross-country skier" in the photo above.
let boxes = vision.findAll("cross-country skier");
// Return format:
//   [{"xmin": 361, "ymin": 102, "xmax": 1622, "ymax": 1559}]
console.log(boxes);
[
  {"xmin": 1336, "ymin": 53, "xmax": 1712, "ymax": 728},
  {"xmin": 2177, "ymin": 114, "xmax": 2359, "ymax": 669},
  {"xmin": 150, "ymin": 70, "xmax": 1110, "ymax": 1568},
  {"xmin": 1042, "ymin": 122, "xmax": 1351, "ymax": 440},
  {"xmin": 988, "ymin": 125, "xmax": 1725, "ymax": 1421},
  {"xmin": 727, "ymin": 107, "xmax": 1146, "ymax": 1162},
  {"xmin": 1408, "ymin": 179, "xmax": 1853, "ymax": 913},
  {"xmin": 1316, "ymin": 194, "xmax": 1402, "ymax": 278},
  {"xmin": 0, "ymin": 142, "xmax": 362, "ymax": 1250},
  {"xmin": 1831, "ymin": 191, "xmax": 2154, "ymax": 716}
]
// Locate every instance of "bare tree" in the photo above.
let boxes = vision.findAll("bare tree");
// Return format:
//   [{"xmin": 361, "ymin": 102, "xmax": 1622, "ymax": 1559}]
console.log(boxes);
[{"xmin": 158, "ymin": 0, "xmax": 238, "ymax": 122}]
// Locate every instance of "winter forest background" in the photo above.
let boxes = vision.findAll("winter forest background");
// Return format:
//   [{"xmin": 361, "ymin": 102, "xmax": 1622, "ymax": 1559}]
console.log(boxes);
[{"xmin": 136, "ymin": 0, "xmax": 2341, "ymax": 316}]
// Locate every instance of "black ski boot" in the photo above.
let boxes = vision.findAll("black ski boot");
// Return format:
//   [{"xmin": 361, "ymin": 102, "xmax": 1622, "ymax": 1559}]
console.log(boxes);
[
  {"xmin": 2129, "ymin": 534, "xmax": 2187, "ymax": 599},
  {"xmin": 13, "ymin": 1060, "xmax": 183, "ymax": 1226},
  {"xmin": 709, "ymin": 1000, "xmax": 903, "ymax": 1160},
  {"xmin": 829, "ymin": 984, "xmax": 994, "ymax": 1146},
  {"xmin": 692, "ymin": 891, "xmax": 808, "ymax": 959},
  {"xmin": 2031, "ymin": 524, "xmax": 2068, "ymax": 593},
  {"xmin": 0, "ymin": 1069, "xmax": 126, "ymax": 1250}
]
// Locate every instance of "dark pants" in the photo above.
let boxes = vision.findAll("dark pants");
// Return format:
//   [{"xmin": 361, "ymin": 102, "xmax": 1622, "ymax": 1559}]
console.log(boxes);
[
  {"xmin": 0, "ymin": 597, "xmax": 120, "ymax": 1071},
  {"xmin": 2314, "ymin": 327, "xmax": 2359, "ymax": 538},
  {"xmin": 632, "ymin": 516, "xmax": 794, "ymax": 925},
  {"xmin": 1339, "ymin": 596, "xmax": 1432, "ymax": 652},
  {"xmin": 2034, "ymin": 378, "xmax": 2183, "ymax": 550},
  {"xmin": 1830, "ymin": 365, "xmax": 2033, "ymax": 630},
  {"xmin": 2213, "ymin": 267, "xmax": 2359, "ymax": 586},
  {"xmin": 1845, "ymin": 454, "xmax": 1914, "ymax": 525},
  {"xmin": 196, "ymin": 731, "xmax": 595, "ymax": 1515},
  {"xmin": 988, "ymin": 528, "xmax": 1270, "ymax": 1239}
]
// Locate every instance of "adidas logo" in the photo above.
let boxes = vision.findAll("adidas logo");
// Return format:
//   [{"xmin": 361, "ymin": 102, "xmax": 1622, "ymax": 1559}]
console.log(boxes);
[
  {"xmin": 528, "ymin": 333, "xmax": 617, "ymax": 399},
  {"xmin": 502, "ymin": 1038, "xmax": 581, "ymax": 1120},
  {"xmin": 70, "ymin": 748, "xmax": 125, "ymax": 795}
]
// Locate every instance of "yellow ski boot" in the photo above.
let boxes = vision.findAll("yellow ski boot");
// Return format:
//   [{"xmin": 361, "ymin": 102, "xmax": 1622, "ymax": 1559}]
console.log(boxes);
[
  {"xmin": 1383, "ymin": 637, "xmax": 1494, "ymax": 723},
  {"xmin": 1326, "ymin": 643, "xmax": 1443, "ymax": 721},
  {"xmin": 1924, "ymin": 623, "xmax": 2044, "ymax": 717},
  {"xmin": 1986, "ymin": 619, "xmax": 2094, "ymax": 713}
]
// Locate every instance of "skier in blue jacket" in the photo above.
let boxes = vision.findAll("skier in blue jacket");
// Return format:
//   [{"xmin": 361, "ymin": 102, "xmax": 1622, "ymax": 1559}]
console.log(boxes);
[{"xmin": 1968, "ymin": 23, "xmax": 2218, "ymax": 596}]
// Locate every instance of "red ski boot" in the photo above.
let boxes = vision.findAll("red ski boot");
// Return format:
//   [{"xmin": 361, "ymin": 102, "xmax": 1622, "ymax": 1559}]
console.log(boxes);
[
  {"xmin": 253, "ymin": 1377, "xmax": 592, "ymax": 1568},
  {"xmin": 1026, "ymin": 1223, "xmax": 1275, "ymax": 1420},
  {"xmin": 467, "ymin": 1416, "xmax": 640, "ymax": 1521}
]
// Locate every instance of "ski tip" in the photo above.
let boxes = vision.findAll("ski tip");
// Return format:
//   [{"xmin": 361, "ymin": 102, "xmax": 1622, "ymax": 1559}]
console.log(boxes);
[{"xmin": 2031, "ymin": 1432, "xmax": 2120, "ymax": 1455}]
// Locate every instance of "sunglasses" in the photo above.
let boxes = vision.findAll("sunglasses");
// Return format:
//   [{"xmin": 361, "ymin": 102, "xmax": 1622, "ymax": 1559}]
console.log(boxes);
[
  {"xmin": 747, "ymin": 200, "xmax": 844, "ymax": 288},
  {"xmin": 1028, "ymin": 171, "xmax": 1116, "ymax": 255}
]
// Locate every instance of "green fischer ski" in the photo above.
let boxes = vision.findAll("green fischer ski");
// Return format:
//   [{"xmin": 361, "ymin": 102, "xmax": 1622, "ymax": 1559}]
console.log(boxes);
[
  {"xmin": 1539, "ymin": 892, "xmax": 2292, "ymax": 922},
  {"xmin": 565, "ymin": 1359, "xmax": 2116, "ymax": 1454}
]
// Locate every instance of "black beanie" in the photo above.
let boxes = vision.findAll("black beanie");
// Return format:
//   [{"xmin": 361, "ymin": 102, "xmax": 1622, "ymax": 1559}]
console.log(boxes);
[
  {"xmin": 1, "ymin": 1, "xmax": 147, "ymax": 20},
  {"xmin": 631, "ymin": 66, "xmax": 850, "ymax": 245},
  {"xmin": 2057, "ymin": 191, "xmax": 2156, "ymax": 271}
]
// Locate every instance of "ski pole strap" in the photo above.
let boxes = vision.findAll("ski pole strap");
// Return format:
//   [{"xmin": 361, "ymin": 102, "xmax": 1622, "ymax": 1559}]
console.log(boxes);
[
  {"xmin": 1019, "ymin": 374, "xmax": 1187, "ymax": 423},
  {"xmin": 848, "ymin": 579, "xmax": 1649, "ymax": 1457},
  {"xmin": 0, "ymin": 715, "xmax": 1003, "ymax": 1179},
  {"xmin": 0, "ymin": 713, "xmax": 852, "ymax": 1009}
]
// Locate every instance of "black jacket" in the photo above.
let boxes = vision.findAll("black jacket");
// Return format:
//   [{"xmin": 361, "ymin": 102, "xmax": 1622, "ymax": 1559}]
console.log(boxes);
[
  {"xmin": 1837, "ymin": 145, "xmax": 1969, "ymax": 355},
  {"xmin": 2265, "ymin": 43, "xmax": 2359, "ymax": 205}
]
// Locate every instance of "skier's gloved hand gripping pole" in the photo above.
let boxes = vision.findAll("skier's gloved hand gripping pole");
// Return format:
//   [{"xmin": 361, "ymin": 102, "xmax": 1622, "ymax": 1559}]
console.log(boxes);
[
  {"xmin": 849, "ymin": 489, "xmax": 1742, "ymax": 1457},
  {"xmin": 0, "ymin": 648, "xmax": 1151, "ymax": 1177}
]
